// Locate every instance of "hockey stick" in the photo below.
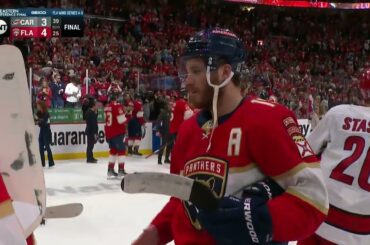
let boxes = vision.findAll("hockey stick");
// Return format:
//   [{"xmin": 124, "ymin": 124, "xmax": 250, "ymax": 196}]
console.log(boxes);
[
  {"xmin": 44, "ymin": 203, "xmax": 83, "ymax": 219},
  {"xmin": 1, "ymin": 45, "xmax": 46, "ymax": 236},
  {"xmin": 145, "ymin": 146, "xmax": 162, "ymax": 159},
  {"xmin": 121, "ymin": 172, "xmax": 219, "ymax": 210},
  {"xmin": 141, "ymin": 126, "xmax": 146, "ymax": 139},
  {"xmin": 145, "ymin": 137, "xmax": 175, "ymax": 159}
]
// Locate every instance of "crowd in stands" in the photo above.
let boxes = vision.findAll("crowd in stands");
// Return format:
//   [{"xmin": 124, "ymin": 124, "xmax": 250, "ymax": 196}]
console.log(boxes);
[{"xmin": 1, "ymin": 0, "xmax": 369, "ymax": 121}]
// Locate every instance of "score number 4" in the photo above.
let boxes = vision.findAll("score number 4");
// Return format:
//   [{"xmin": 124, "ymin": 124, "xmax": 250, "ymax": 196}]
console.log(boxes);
[{"xmin": 41, "ymin": 28, "xmax": 48, "ymax": 37}]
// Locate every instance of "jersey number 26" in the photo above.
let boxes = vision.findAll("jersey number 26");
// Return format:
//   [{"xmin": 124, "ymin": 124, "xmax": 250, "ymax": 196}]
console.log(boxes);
[{"xmin": 330, "ymin": 136, "xmax": 370, "ymax": 192}]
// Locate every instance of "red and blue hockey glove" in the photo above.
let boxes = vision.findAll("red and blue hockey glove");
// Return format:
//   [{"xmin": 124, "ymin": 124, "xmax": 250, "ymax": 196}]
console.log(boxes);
[
  {"xmin": 198, "ymin": 195, "xmax": 273, "ymax": 245},
  {"xmin": 197, "ymin": 179, "xmax": 285, "ymax": 245},
  {"xmin": 242, "ymin": 178, "xmax": 284, "ymax": 201}
]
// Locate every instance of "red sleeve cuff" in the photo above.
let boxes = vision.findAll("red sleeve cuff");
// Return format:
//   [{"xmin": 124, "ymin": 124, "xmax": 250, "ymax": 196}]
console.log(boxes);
[
  {"xmin": 151, "ymin": 197, "xmax": 181, "ymax": 244},
  {"xmin": 0, "ymin": 176, "xmax": 10, "ymax": 202},
  {"xmin": 268, "ymin": 193, "xmax": 326, "ymax": 241}
]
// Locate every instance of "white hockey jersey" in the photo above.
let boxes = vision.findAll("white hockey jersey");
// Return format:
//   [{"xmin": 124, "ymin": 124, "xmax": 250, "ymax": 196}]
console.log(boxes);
[{"xmin": 307, "ymin": 104, "xmax": 370, "ymax": 245}]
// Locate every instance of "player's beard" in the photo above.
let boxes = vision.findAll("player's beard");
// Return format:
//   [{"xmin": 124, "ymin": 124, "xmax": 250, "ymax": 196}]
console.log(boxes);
[
  {"xmin": 187, "ymin": 71, "xmax": 223, "ymax": 110},
  {"xmin": 188, "ymin": 84, "xmax": 214, "ymax": 110}
]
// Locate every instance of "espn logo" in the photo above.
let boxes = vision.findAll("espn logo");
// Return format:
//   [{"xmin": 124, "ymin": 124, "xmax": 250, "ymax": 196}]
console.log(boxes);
[{"xmin": 0, "ymin": 19, "xmax": 8, "ymax": 35}]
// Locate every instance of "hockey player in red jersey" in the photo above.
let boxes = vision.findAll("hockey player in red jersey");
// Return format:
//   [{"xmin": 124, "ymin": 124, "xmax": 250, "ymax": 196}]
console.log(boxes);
[
  {"xmin": 299, "ymin": 67, "xmax": 370, "ymax": 245},
  {"xmin": 132, "ymin": 28, "xmax": 328, "ymax": 245},
  {"xmin": 127, "ymin": 94, "xmax": 145, "ymax": 156},
  {"xmin": 165, "ymin": 91, "xmax": 193, "ymax": 163},
  {"xmin": 123, "ymin": 93, "xmax": 134, "ymax": 122},
  {"xmin": 104, "ymin": 95, "xmax": 127, "ymax": 178}
]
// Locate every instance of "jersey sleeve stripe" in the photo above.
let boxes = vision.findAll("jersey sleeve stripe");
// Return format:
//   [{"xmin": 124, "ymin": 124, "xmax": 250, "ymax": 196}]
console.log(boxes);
[
  {"xmin": 287, "ymin": 188, "xmax": 328, "ymax": 215},
  {"xmin": 226, "ymin": 166, "xmax": 265, "ymax": 196},
  {"xmin": 136, "ymin": 111, "xmax": 144, "ymax": 118},
  {"xmin": 117, "ymin": 114, "xmax": 127, "ymax": 124},
  {"xmin": 0, "ymin": 200, "xmax": 14, "ymax": 219},
  {"xmin": 272, "ymin": 162, "xmax": 321, "ymax": 180},
  {"xmin": 228, "ymin": 163, "xmax": 257, "ymax": 173},
  {"xmin": 325, "ymin": 204, "xmax": 370, "ymax": 234},
  {"xmin": 273, "ymin": 164, "xmax": 329, "ymax": 215}
]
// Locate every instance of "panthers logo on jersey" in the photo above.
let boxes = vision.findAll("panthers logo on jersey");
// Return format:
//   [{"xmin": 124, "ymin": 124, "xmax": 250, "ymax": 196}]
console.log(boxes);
[
  {"xmin": 182, "ymin": 156, "xmax": 228, "ymax": 230},
  {"xmin": 283, "ymin": 116, "xmax": 314, "ymax": 158}
]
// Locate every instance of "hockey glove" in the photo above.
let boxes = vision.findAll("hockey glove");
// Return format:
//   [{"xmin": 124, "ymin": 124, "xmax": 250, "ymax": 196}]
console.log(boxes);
[
  {"xmin": 198, "ymin": 195, "xmax": 273, "ymax": 245},
  {"xmin": 242, "ymin": 178, "xmax": 284, "ymax": 201}
]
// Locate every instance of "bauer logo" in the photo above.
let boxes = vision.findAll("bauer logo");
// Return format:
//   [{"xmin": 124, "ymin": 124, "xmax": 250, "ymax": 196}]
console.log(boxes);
[{"xmin": 0, "ymin": 19, "xmax": 8, "ymax": 35}]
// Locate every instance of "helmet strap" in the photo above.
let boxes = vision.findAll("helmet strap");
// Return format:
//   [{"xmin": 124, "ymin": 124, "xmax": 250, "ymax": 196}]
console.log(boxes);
[{"xmin": 205, "ymin": 57, "xmax": 234, "ymax": 152}]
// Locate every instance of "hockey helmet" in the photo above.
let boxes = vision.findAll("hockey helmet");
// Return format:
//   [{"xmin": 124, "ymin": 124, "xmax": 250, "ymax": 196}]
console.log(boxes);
[{"xmin": 181, "ymin": 27, "xmax": 246, "ymax": 72}]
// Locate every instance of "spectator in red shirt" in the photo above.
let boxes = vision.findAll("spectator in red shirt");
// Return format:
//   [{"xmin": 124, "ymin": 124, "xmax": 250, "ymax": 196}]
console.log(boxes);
[{"xmin": 96, "ymin": 78, "xmax": 110, "ymax": 106}]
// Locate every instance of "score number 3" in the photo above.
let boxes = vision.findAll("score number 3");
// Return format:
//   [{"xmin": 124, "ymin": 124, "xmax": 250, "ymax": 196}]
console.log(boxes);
[{"xmin": 330, "ymin": 136, "xmax": 370, "ymax": 192}]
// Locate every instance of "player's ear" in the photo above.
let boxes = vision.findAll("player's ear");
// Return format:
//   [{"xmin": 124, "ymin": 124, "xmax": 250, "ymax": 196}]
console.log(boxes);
[{"xmin": 217, "ymin": 64, "xmax": 232, "ymax": 83}]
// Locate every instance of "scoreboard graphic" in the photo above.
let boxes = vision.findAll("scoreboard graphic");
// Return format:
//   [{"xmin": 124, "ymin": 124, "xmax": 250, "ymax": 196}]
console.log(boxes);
[{"xmin": 0, "ymin": 8, "xmax": 84, "ymax": 39}]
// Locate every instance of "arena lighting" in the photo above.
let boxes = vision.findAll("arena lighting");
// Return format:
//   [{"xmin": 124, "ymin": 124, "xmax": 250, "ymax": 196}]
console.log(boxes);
[
  {"xmin": 241, "ymin": 6, "xmax": 256, "ymax": 11},
  {"xmin": 226, "ymin": 0, "xmax": 370, "ymax": 9}
]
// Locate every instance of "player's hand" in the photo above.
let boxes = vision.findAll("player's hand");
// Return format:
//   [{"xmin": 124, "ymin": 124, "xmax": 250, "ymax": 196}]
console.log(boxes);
[
  {"xmin": 131, "ymin": 225, "xmax": 160, "ymax": 245},
  {"xmin": 197, "ymin": 195, "xmax": 273, "ymax": 245}
]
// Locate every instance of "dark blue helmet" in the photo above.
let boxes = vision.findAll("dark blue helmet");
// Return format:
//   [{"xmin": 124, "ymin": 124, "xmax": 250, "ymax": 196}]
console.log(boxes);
[{"xmin": 182, "ymin": 28, "xmax": 246, "ymax": 72}]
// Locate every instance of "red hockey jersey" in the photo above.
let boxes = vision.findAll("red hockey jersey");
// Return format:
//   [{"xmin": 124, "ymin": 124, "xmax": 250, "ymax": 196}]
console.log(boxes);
[
  {"xmin": 151, "ymin": 98, "xmax": 328, "ymax": 244},
  {"xmin": 124, "ymin": 99, "xmax": 134, "ymax": 121},
  {"xmin": 169, "ymin": 99, "xmax": 191, "ymax": 134},
  {"xmin": 133, "ymin": 99, "xmax": 145, "ymax": 125},
  {"xmin": 104, "ymin": 101, "xmax": 126, "ymax": 139},
  {"xmin": 96, "ymin": 81, "xmax": 109, "ymax": 103}
]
